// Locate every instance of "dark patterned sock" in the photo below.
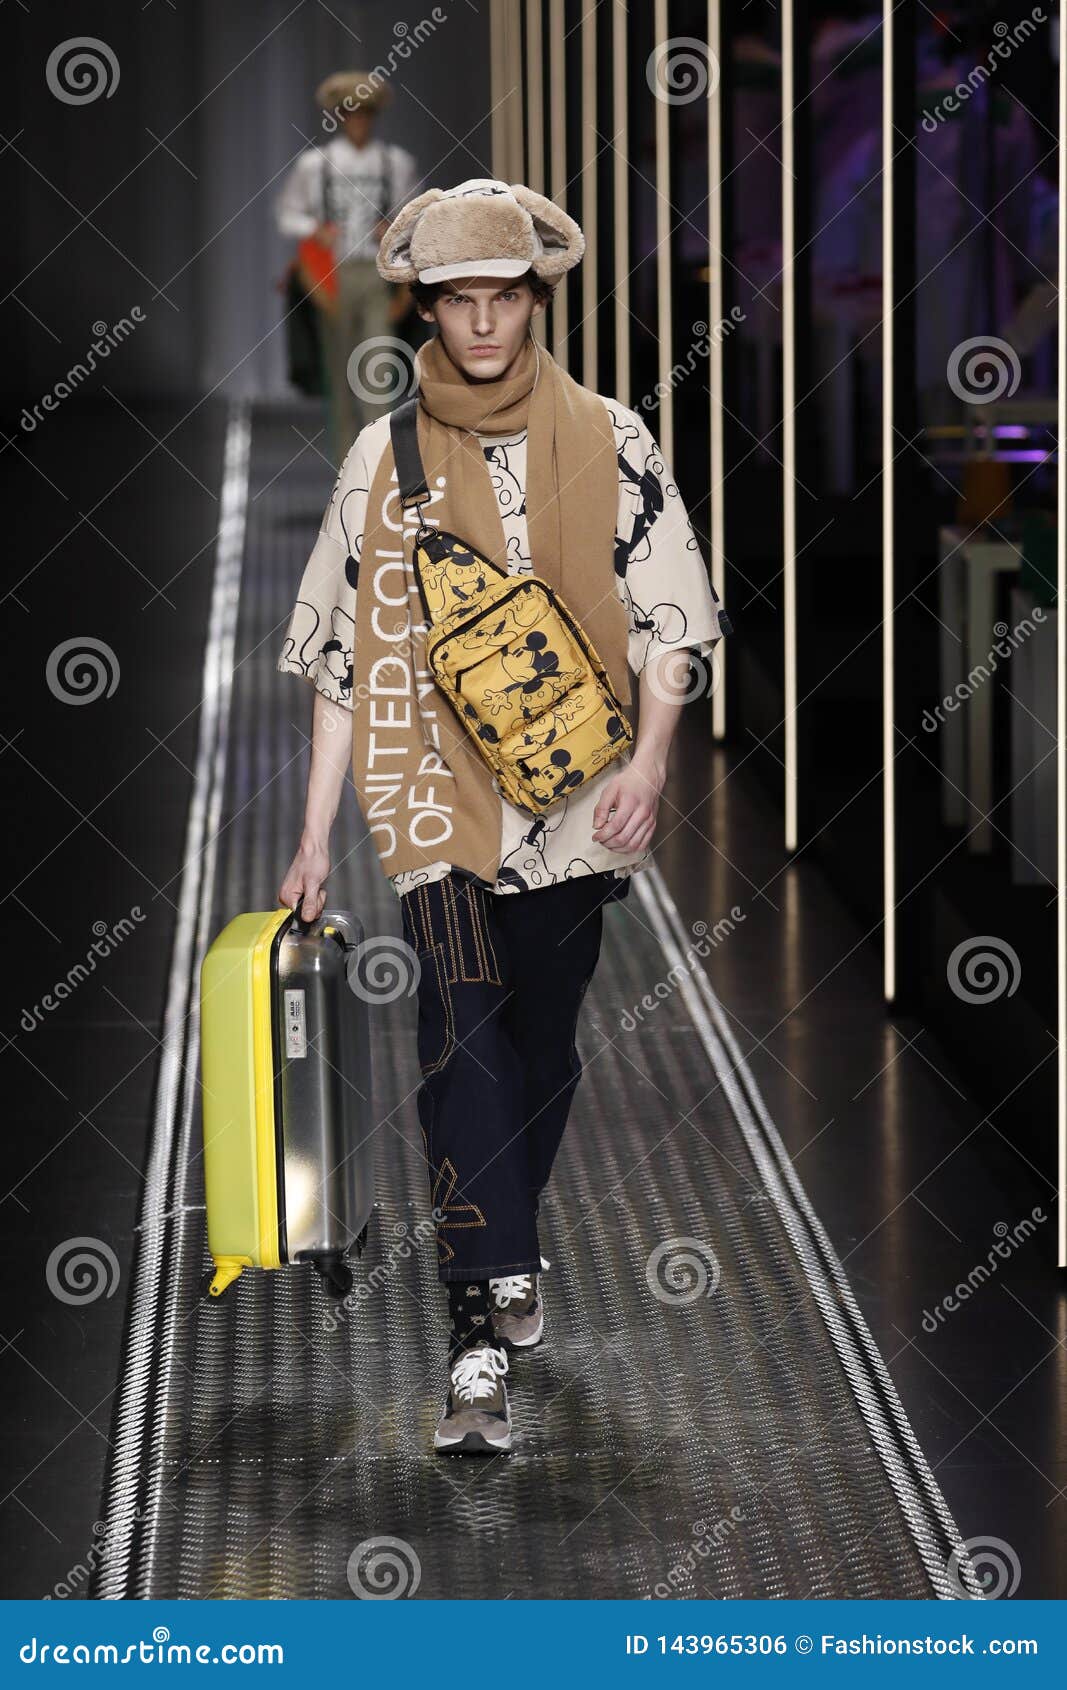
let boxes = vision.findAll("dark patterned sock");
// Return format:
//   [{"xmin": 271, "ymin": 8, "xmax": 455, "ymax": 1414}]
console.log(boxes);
[{"xmin": 446, "ymin": 1281, "xmax": 496, "ymax": 1364}]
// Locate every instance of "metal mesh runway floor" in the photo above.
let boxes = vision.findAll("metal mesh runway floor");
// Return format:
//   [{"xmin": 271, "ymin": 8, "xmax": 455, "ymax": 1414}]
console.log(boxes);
[{"xmin": 91, "ymin": 407, "xmax": 982, "ymax": 1601}]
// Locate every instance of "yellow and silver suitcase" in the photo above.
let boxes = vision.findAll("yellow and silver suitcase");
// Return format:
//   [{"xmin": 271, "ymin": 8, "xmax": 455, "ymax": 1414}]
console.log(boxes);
[{"xmin": 199, "ymin": 904, "xmax": 373, "ymax": 1301}]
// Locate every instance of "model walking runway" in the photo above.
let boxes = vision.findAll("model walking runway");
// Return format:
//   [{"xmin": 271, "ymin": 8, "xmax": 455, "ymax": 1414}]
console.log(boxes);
[{"xmin": 91, "ymin": 408, "xmax": 982, "ymax": 1602}]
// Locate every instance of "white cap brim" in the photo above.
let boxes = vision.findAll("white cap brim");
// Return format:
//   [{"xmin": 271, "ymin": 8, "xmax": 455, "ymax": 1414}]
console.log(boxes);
[{"xmin": 416, "ymin": 257, "xmax": 534, "ymax": 284}]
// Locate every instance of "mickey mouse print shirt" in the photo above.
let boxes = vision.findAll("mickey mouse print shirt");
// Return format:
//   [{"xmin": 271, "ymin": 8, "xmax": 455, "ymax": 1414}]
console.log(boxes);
[{"xmin": 277, "ymin": 396, "xmax": 731, "ymax": 898}]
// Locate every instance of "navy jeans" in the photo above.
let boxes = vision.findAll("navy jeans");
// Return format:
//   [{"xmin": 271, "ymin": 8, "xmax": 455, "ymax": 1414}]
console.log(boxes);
[{"xmin": 399, "ymin": 868, "xmax": 630, "ymax": 1282}]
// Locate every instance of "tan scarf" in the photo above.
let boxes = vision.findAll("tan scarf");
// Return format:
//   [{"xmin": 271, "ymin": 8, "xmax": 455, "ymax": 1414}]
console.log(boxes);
[{"xmin": 351, "ymin": 333, "xmax": 630, "ymax": 883}]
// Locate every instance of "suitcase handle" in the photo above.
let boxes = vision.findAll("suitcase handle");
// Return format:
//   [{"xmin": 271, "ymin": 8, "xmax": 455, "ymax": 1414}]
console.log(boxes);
[
  {"xmin": 281, "ymin": 893, "xmax": 320, "ymax": 935},
  {"xmin": 280, "ymin": 898, "xmax": 360, "ymax": 950}
]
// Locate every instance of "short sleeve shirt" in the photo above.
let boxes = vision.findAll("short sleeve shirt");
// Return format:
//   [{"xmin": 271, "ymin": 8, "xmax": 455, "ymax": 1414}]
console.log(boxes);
[{"xmin": 277, "ymin": 397, "xmax": 731, "ymax": 898}]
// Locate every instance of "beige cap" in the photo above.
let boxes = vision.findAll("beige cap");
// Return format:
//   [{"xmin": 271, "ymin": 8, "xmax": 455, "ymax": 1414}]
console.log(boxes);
[{"xmin": 376, "ymin": 177, "xmax": 584, "ymax": 285}]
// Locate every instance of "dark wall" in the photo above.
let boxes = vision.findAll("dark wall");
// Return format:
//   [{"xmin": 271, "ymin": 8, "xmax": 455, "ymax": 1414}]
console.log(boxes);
[{"xmin": 3, "ymin": 1, "xmax": 492, "ymax": 408}]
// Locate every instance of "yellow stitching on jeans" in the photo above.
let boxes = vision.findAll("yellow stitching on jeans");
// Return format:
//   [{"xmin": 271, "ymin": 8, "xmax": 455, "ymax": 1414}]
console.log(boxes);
[
  {"xmin": 463, "ymin": 882, "xmax": 490, "ymax": 983},
  {"xmin": 452, "ymin": 877, "xmax": 479, "ymax": 982},
  {"xmin": 416, "ymin": 883, "xmax": 432, "ymax": 953},
  {"xmin": 442, "ymin": 876, "xmax": 462, "ymax": 983},
  {"xmin": 419, "ymin": 942, "xmax": 455, "ymax": 1075},
  {"xmin": 474, "ymin": 885, "xmax": 502, "ymax": 983},
  {"xmin": 432, "ymin": 1156, "xmax": 486, "ymax": 1228},
  {"xmin": 446, "ymin": 879, "xmax": 466, "ymax": 984}
]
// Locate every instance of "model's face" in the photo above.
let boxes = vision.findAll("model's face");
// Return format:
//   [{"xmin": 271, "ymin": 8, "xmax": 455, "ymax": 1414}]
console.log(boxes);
[
  {"xmin": 419, "ymin": 277, "xmax": 545, "ymax": 381},
  {"xmin": 342, "ymin": 110, "xmax": 374, "ymax": 145}
]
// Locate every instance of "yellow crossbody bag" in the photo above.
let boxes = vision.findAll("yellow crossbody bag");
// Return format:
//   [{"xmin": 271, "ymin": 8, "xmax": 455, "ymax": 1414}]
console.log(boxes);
[{"xmin": 391, "ymin": 398, "xmax": 633, "ymax": 817}]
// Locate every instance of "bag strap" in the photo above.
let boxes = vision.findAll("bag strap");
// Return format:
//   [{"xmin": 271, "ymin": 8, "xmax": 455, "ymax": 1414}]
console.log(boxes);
[{"xmin": 389, "ymin": 394, "xmax": 429, "ymax": 511}]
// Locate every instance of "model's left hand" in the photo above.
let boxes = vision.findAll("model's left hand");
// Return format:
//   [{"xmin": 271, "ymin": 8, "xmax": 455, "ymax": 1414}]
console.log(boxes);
[{"xmin": 591, "ymin": 756, "xmax": 666, "ymax": 854}]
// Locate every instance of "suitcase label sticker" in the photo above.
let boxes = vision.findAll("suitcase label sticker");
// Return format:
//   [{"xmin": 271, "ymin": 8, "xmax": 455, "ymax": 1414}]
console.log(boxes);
[{"xmin": 284, "ymin": 988, "xmax": 308, "ymax": 1059}]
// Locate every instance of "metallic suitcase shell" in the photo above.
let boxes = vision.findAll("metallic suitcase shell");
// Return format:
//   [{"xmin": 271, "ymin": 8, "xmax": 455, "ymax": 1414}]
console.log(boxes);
[{"xmin": 199, "ymin": 906, "xmax": 373, "ymax": 1298}]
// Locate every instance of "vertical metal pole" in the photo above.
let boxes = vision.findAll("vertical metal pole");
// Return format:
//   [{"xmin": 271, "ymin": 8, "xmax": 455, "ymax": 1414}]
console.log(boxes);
[
  {"xmin": 507, "ymin": 4, "xmax": 524, "ymax": 181},
  {"xmin": 582, "ymin": 0, "xmax": 598, "ymax": 389},
  {"xmin": 490, "ymin": 4, "xmax": 505, "ymax": 177},
  {"xmin": 882, "ymin": 1, "xmax": 896, "ymax": 1002},
  {"xmin": 782, "ymin": 0, "xmax": 798, "ymax": 851},
  {"xmin": 614, "ymin": 1, "xmax": 630, "ymax": 405},
  {"xmin": 1057, "ymin": 4, "xmax": 1066, "ymax": 1265},
  {"xmin": 527, "ymin": 0, "xmax": 547, "ymax": 350},
  {"xmin": 550, "ymin": 0, "xmax": 569, "ymax": 366},
  {"xmin": 526, "ymin": 0, "xmax": 544, "ymax": 194},
  {"xmin": 708, "ymin": 0, "xmax": 726, "ymax": 740},
  {"xmin": 653, "ymin": 0, "xmax": 674, "ymax": 461}
]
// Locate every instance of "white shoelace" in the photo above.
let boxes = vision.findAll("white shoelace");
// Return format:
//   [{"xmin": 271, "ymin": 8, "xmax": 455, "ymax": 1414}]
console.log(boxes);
[
  {"xmin": 451, "ymin": 1345, "xmax": 509, "ymax": 1405},
  {"xmin": 491, "ymin": 1274, "xmax": 533, "ymax": 1309}
]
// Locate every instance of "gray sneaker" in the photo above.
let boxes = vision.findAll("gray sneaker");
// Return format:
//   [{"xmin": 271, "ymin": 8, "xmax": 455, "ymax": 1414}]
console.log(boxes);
[
  {"xmin": 433, "ymin": 1343, "xmax": 512, "ymax": 1455},
  {"xmin": 489, "ymin": 1270, "xmax": 545, "ymax": 1349}
]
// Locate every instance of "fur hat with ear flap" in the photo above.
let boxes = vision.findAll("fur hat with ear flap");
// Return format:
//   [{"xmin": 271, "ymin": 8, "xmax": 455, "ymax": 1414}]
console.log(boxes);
[{"xmin": 376, "ymin": 178, "xmax": 585, "ymax": 285}]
